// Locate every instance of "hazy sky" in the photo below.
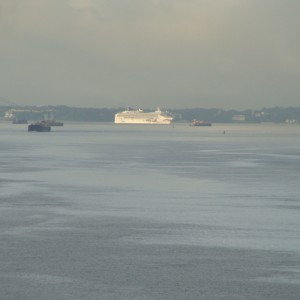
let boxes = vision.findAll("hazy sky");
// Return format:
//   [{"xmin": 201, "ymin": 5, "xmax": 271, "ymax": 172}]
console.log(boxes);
[{"xmin": 1, "ymin": 0, "xmax": 300, "ymax": 109}]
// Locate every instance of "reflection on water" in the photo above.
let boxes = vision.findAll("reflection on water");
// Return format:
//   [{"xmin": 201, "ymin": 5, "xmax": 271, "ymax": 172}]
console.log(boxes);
[{"xmin": 1, "ymin": 122, "xmax": 300, "ymax": 299}]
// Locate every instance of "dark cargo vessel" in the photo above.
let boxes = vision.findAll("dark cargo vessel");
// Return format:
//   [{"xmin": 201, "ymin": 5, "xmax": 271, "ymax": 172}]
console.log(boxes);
[{"xmin": 28, "ymin": 121, "xmax": 51, "ymax": 132}]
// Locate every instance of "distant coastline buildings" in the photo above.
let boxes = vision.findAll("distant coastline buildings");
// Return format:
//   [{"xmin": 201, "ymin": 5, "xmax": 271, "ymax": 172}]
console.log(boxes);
[
  {"xmin": 232, "ymin": 114, "xmax": 246, "ymax": 122},
  {"xmin": 4, "ymin": 108, "xmax": 40, "ymax": 120}
]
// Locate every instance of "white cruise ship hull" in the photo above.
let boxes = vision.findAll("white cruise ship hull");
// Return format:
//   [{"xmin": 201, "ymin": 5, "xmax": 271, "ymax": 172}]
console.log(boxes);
[{"xmin": 114, "ymin": 108, "xmax": 173, "ymax": 125}]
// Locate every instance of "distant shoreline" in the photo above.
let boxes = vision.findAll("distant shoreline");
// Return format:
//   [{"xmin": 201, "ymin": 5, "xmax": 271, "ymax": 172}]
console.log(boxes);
[{"xmin": 1, "ymin": 105, "xmax": 299, "ymax": 124}]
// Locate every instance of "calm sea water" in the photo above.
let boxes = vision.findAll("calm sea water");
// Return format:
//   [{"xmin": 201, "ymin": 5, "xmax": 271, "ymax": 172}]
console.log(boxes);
[{"xmin": 1, "ymin": 122, "xmax": 300, "ymax": 299}]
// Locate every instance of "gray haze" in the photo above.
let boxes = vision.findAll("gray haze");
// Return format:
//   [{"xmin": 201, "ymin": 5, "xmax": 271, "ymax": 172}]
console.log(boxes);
[{"xmin": 1, "ymin": 0, "xmax": 300, "ymax": 109}]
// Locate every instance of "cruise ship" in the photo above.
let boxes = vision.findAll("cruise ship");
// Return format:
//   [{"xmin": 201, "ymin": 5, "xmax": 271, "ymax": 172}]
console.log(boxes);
[{"xmin": 114, "ymin": 108, "xmax": 173, "ymax": 125}]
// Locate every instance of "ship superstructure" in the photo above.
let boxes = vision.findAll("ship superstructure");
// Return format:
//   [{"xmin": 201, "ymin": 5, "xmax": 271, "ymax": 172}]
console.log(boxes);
[{"xmin": 114, "ymin": 108, "xmax": 173, "ymax": 124}]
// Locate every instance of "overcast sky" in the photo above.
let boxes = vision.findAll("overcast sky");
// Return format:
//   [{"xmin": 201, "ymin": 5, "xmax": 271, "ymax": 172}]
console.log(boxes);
[{"xmin": 1, "ymin": 0, "xmax": 300, "ymax": 109}]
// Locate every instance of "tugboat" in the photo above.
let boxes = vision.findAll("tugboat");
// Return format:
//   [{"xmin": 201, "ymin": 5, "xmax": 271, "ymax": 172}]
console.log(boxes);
[
  {"xmin": 28, "ymin": 121, "xmax": 51, "ymax": 132},
  {"xmin": 190, "ymin": 120, "xmax": 212, "ymax": 126}
]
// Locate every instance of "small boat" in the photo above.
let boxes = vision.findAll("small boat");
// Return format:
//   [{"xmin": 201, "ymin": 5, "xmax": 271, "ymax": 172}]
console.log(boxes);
[
  {"xmin": 28, "ymin": 121, "xmax": 51, "ymax": 132},
  {"xmin": 190, "ymin": 120, "xmax": 212, "ymax": 126}
]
